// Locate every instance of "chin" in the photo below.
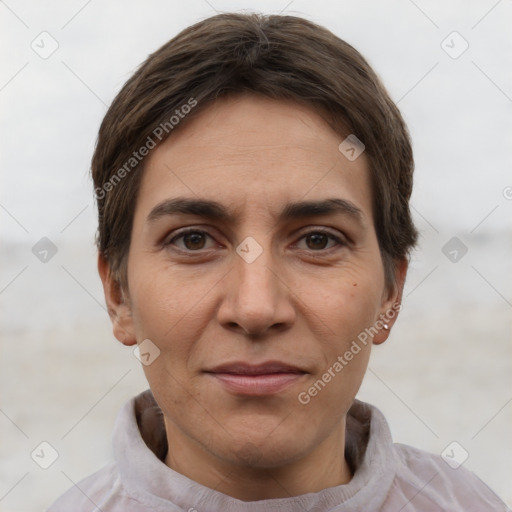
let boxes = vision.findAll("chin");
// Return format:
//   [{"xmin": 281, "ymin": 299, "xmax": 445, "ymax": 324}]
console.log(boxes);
[{"xmin": 217, "ymin": 433, "xmax": 306, "ymax": 469}]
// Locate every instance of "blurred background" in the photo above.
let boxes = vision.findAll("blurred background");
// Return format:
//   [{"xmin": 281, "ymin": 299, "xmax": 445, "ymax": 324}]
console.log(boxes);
[{"xmin": 1, "ymin": 0, "xmax": 511, "ymax": 509}]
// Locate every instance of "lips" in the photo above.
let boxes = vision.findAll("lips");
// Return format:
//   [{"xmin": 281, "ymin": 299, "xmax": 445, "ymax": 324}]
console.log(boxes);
[
  {"xmin": 205, "ymin": 361, "xmax": 307, "ymax": 395},
  {"xmin": 207, "ymin": 361, "xmax": 306, "ymax": 376}
]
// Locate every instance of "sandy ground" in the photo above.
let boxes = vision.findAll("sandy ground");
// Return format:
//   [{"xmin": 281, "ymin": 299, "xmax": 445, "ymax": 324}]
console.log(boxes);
[{"xmin": 1, "ymin": 233, "xmax": 511, "ymax": 510}]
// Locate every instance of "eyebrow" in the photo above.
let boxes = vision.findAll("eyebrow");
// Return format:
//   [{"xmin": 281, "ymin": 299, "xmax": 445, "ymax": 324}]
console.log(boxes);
[{"xmin": 147, "ymin": 197, "xmax": 364, "ymax": 226}]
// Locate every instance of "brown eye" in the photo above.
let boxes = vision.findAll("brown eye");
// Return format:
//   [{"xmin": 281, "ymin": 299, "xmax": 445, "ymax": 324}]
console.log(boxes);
[
  {"xmin": 182, "ymin": 232, "xmax": 207, "ymax": 250},
  {"xmin": 167, "ymin": 229, "xmax": 215, "ymax": 251},
  {"xmin": 297, "ymin": 230, "xmax": 343, "ymax": 251},
  {"xmin": 305, "ymin": 233, "xmax": 329, "ymax": 250}
]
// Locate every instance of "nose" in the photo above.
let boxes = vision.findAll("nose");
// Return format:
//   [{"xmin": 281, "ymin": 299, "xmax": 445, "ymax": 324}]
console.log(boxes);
[{"xmin": 216, "ymin": 243, "xmax": 296, "ymax": 338}]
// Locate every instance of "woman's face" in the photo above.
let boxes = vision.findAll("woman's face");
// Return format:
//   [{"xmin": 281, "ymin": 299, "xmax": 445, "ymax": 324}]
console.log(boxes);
[{"xmin": 104, "ymin": 94, "xmax": 404, "ymax": 472}]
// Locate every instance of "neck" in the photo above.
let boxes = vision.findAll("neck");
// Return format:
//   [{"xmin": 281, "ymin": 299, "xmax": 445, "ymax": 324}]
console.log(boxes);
[{"xmin": 163, "ymin": 419, "xmax": 352, "ymax": 501}]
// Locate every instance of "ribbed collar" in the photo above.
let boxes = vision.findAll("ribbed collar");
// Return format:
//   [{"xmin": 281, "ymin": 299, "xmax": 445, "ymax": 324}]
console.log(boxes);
[{"xmin": 113, "ymin": 390, "xmax": 398, "ymax": 511}]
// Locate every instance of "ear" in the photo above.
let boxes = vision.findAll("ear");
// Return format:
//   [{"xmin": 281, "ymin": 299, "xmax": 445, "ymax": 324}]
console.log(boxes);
[
  {"xmin": 372, "ymin": 258, "xmax": 408, "ymax": 345},
  {"xmin": 98, "ymin": 253, "xmax": 137, "ymax": 346}
]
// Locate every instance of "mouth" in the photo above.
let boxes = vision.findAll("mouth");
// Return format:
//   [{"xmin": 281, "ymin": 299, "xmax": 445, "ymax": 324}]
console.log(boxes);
[{"xmin": 204, "ymin": 361, "xmax": 307, "ymax": 396}]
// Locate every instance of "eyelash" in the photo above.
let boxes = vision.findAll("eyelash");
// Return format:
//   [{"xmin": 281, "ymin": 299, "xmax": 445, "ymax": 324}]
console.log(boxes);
[{"xmin": 165, "ymin": 227, "xmax": 347, "ymax": 254}]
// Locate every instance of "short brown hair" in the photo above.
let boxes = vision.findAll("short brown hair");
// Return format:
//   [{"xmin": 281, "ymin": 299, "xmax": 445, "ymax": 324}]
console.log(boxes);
[{"xmin": 92, "ymin": 12, "xmax": 418, "ymax": 290}]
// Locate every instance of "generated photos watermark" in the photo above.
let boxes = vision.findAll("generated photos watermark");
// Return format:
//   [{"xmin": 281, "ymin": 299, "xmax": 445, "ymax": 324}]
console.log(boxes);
[
  {"xmin": 297, "ymin": 302, "xmax": 402, "ymax": 405},
  {"xmin": 95, "ymin": 97, "xmax": 198, "ymax": 200}
]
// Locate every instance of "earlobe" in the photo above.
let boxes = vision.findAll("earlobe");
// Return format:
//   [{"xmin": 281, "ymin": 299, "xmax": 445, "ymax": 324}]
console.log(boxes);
[
  {"xmin": 97, "ymin": 253, "xmax": 137, "ymax": 346},
  {"xmin": 373, "ymin": 258, "xmax": 408, "ymax": 345},
  {"xmin": 372, "ymin": 322, "xmax": 391, "ymax": 346}
]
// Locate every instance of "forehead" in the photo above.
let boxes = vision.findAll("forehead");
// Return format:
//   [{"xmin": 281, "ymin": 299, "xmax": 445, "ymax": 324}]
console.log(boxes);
[{"xmin": 137, "ymin": 94, "xmax": 373, "ymax": 222}]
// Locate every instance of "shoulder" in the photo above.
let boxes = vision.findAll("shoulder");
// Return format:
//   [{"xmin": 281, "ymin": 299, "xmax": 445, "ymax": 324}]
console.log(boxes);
[
  {"xmin": 384, "ymin": 443, "xmax": 510, "ymax": 511},
  {"xmin": 46, "ymin": 462, "xmax": 131, "ymax": 511}
]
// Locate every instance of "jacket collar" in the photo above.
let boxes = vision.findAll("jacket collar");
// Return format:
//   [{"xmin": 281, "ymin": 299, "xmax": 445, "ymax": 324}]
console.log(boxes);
[{"xmin": 113, "ymin": 389, "xmax": 398, "ymax": 511}]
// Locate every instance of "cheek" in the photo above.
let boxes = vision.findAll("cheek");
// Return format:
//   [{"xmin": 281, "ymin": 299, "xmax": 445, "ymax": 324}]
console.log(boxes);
[
  {"xmin": 127, "ymin": 262, "xmax": 220, "ymax": 374},
  {"xmin": 296, "ymin": 279, "xmax": 377, "ymax": 423},
  {"xmin": 129, "ymin": 259, "xmax": 200, "ymax": 332},
  {"xmin": 305, "ymin": 267, "xmax": 383, "ymax": 341}
]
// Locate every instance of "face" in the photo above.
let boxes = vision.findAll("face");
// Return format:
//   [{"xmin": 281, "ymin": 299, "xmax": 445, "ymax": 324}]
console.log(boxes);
[{"xmin": 100, "ymin": 94, "xmax": 405, "ymax": 472}]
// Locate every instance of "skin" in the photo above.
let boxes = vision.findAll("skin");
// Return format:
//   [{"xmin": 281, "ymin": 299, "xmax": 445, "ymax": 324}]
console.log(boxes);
[{"xmin": 99, "ymin": 94, "xmax": 407, "ymax": 501}]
